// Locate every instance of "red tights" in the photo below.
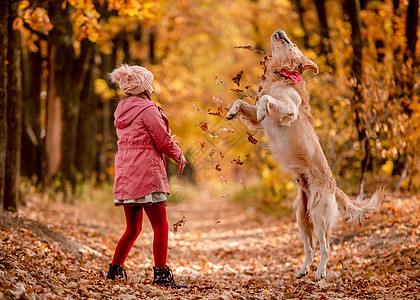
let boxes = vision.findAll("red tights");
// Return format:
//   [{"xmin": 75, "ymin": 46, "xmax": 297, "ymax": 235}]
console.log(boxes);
[{"xmin": 111, "ymin": 204, "xmax": 168, "ymax": 267}]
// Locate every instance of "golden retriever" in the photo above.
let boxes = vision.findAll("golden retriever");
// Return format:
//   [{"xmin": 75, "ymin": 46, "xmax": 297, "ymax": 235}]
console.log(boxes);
[{"xmin": 226, "ymin": 30, "xmax": 383, "ymax": 281}]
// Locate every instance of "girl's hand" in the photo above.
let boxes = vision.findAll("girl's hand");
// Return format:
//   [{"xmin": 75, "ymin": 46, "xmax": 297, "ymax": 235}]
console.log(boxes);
[{"xmin": 177, "ymin": 154, "xmax": 187, "ymax": 173}]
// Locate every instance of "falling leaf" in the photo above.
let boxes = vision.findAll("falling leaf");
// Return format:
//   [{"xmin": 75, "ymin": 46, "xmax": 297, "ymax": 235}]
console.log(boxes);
[
  {"xmin": 221, "ymin": 128, "xmax": 234, "ymax": 133},
  {"xmin": 208, "ymin": 105, "xmax": 224, "ymax": 117},
  {"xmin": 216, "ymin": 220, "xmax": 221, "ymax": 224},
  {"xmin": 231, "ymin": 88, "xmax": 244, "ymax": 93},
  {"xmin": 234, "ymin": 45, "xmax": 266, "ymax": 54},
  {"xmin": 232, "ymin": 70, "xmax": 244, "ymax": 86},
  {"xmin": 172, "ymin": 216, "xmax": 186, "ymax": 233},
  {"xmin": 215, "ymin": 163, "xmax": 221, "ymax": 172},
  {"xmin": 200, "ymin": 141, "xmax": 206, "ymax": 148},
  {"xmin": 212, "ymin": 97, "xmax": 223, "ymax": 106},
  {"xmin": 239, "ymin": 179, "xmax": 246, "ymax": 190},
  {"xmin": 209, "ymin": 149, "xmax": 215, "ymax": 157},
  {"xmin": 247, "ymin": 132, "xmax": 258, "ymax": 144},
  {"xmin": 193, "ymin": 103, "xmax": 201, "ymax": 113},
  {"xmin": 220, "ymin": 175, "xmax": 229, "ymax": 185},
  {"xmin": 231, "ymin": 156, "xmax": 244, "ymax": 165},
  {"xmin": 195, "ymin": 121, "xmax": 208, "ymax": 132},
  {"xmin": 219, "ymin": 152, "xmax": 224, "ymax": 159},
  {"xmin": 245, "ymin": 85, "xmax": 251, "ymax": 89}
]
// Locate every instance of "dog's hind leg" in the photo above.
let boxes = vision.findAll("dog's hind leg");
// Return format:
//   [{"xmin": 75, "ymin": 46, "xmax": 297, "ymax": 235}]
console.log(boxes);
[
  {"xmin": 314, "ymin": 224, "xmax": 329, "ymax": 281},
  {"xmin": 294, "ymin": 183, "xmax": 314, "ymax": 279},
  {"xmin": 311, "ymin": 192, "xmax": 338, "ymax": 281}
]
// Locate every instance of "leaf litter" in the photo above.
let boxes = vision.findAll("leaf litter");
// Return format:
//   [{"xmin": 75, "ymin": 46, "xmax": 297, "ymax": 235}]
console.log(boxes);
[{"xmin": 0, "ymin": 193, "xmax": 419, "ymax": 299}]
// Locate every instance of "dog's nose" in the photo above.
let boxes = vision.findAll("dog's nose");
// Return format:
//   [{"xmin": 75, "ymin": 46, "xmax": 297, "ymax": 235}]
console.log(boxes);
[{"xmin": 272, "ymin": 30, "xmax": 290, "ymax": 44}]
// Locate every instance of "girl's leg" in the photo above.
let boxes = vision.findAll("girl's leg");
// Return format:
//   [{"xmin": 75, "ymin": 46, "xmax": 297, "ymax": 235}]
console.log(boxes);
[
  {"xmin": 144, "ymin": 203, "xmax": 168, "ymax": 267},
  {"xmin": 112, "ymin": 206, "xmax": 143, "ymax": 266}
]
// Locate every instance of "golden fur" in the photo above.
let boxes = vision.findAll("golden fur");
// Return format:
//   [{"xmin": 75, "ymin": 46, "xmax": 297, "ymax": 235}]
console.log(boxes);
[{"xmin": 226, "ymin": 30, "xmax": 384, "ymax": 281}]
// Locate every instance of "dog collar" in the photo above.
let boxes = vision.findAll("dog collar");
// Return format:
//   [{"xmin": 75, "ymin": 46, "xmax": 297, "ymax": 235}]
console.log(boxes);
[{"xmin": 274, "ymin": 70, "xmax": 302, "ymax": 85}]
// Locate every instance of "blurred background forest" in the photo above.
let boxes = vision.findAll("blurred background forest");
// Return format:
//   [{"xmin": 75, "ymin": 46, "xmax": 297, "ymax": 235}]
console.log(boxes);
[{"xmin": 0, "ymin": 0, "xmax": 419, "ymax": 212}]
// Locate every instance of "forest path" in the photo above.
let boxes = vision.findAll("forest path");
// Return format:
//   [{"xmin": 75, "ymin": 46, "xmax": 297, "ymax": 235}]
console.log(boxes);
[{"xmin": 0, "ymin": 193, "xmax": 419, "ymax": 299}]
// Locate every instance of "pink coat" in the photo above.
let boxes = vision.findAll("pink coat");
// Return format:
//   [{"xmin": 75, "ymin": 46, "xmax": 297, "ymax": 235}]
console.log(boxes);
[{"xmin": 113, "ymin": 97, "xmax": 182, "ymax": 200}]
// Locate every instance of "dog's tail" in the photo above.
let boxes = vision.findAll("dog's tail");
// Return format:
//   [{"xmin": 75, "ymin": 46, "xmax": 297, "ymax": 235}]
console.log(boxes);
[{"xmin": 335, "ymin": 187, "xmax": 384, "ymax": 224}]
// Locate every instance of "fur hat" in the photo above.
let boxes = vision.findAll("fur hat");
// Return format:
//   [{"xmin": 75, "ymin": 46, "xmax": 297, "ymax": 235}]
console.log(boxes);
[{"xmin": 109, "ymin": 64, "xmax": 154, "ymax": 95}]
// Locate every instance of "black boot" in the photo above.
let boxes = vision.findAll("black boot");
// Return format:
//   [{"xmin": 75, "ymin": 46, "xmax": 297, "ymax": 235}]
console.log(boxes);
[
  {"xmin": 153, "ymin": 265, "xmax": 188, "ymax": 289},
  {"xmin": 105, "ymin": 263, "xmax": 127, "ymax": 281}
]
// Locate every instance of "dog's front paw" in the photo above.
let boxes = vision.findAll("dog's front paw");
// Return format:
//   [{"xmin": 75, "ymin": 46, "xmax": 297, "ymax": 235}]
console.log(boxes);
[
  {"xmin": 226, "ymin": 109, "xmax": 237, "ymax": 120},
  {"xmin": 226, "ymin": 100, "xmax": 242, "ymax": 120},
  {"xmin": 257, "ymin": 106, "xmax": 267, "ymax": 122}
]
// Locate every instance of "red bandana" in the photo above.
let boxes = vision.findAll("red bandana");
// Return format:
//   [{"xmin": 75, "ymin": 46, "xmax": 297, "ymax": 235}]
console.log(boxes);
[{"xmin": 277, "ymin": 70, "xmax": 302, "ymax": 85}]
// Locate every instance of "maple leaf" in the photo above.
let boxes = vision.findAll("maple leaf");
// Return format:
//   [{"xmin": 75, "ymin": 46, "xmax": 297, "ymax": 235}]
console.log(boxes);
[
  {"xmin": 195, "ymin": 121, "xmax": 208, "ymax": 132},
  {"xmin": 247, "ymin": 132, "xmax": 258, "ymax": 144},
  {"xmin": 172, "ymin": 216, "xmax": 186, "ymax": 233},
  {"xmin": 215, "ymin": 163, "xmax": 221, "ymax": 172},
  {"xmin": 234, "ymin": 45, "xmax": 266, "ymax": 54},
  {"xmin": 200, "ymin": 141, "xmax": 206, "ymax": 148},
  {"xmin": 208, "ymin": 105, "xmax": 224, "ymax": 117},
  {"xmin": 231, "ymin": 156, "xmax": 244, "ymax": 165},
  {"xmin": 214, "ymin": 76, "xmax": 222, "ymax": 85},
  {"xmin": 209, "ymin": 149, "xmax": 215, "ymax": 157},
  {"xmin": 193, "ymin": 103, "xmax": 201, "ymax": 113},
  {"xmin": 239, "ymin": 179, "xmax": 246, "ymax": 190},
  {"xmin": 219, "ymin": 152, "xmax": 224, "ymax": 159},
  {"xmin": 220, "ymin": 175, "xmax": 229, "ymax": 185},
  {"xmin": 232, "ymin": 70, "xmax": 244, "ymax": 86},
  {"xmin": 212, "ymin": 97, "xmax": 223, "ymax": 106}
]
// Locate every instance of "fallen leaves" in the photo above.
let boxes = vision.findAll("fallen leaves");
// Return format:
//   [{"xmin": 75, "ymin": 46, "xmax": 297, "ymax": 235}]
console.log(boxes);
[{"xmin": 1, "ymin": 191, "xmax": 418, "ymax": 299}]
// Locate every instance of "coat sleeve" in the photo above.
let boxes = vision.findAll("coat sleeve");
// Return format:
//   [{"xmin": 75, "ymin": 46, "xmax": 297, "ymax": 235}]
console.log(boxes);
[{"xmin": 142, "ymin": 105, "xmax": 183, "ymax": 163}]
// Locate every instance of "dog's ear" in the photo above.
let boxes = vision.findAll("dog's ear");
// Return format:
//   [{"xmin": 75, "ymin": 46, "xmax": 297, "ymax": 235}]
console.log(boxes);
[{"xmin": 301, "ymin": 57, "xmax": 319, "ymax": 75}]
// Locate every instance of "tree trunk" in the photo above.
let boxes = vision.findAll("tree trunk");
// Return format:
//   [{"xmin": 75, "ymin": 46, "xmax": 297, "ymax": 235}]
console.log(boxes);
[
  {"xmin": 344, "ymin": 0, "xmax": 370, "ymax": 195},
  {"xmin": 97, "ymin": 50, "xmax": 117, "ymax": 182},
  {"xmin": 294, "ymin": 0, "xmax": 310, "ymax": 49},
  {"xmin": 76, "ymin": 56, "xmax": 98, "ymax": 180},
  {"xmin": 21, "ymin": 41, "xmax": 43, "ymax": 181},
  {"xmin": 314, "ymin": 0, "xmax": 330, "ymax": 54},
  {"xmin": 4, "ymin": 0, "xmax": 23, "ymax": 211},
  {"xmin": 45, "ymin": 2, "xmax": 94, "ymax": 191},
  {"xmin": 405, "ymin": 0, "xmax": 418, "ymax": 62},
  {"xmin": 0, "ymin": 0, "xmax": 9, "ymax": 211},
  {"xmin": 44, "ymin": 43, "xmax": 62, "ymax": 186},
  {"xmin": 60, "ymin": 39, "xmax": 93, "ymax": 190}
]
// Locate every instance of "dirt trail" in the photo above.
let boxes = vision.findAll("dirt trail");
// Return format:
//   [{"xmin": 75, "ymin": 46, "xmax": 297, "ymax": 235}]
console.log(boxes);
[{"xmin": 0, "ymin": 194, "xmax": 419, "ymax": 299}]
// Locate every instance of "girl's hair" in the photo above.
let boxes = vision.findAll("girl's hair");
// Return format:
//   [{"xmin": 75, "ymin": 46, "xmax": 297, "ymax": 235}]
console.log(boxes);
[{"xmin": 121, "ymin": 90, "xmax": 151, "ymax": 101}]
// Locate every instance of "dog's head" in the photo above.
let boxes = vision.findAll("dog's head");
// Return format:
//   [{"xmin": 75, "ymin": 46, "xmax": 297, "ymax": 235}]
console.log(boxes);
[{"xmin": 270, "ymin": 30, "xmax": 318, "ymax": 75}]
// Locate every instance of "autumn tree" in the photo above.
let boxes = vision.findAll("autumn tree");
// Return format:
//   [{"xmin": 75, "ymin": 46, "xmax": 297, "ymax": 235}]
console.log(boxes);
[
  {"xmin": 3, "ymin": 0, "xmax": 23, "ymax": 211},
  {"xmin": 0, "ymin": 0, "xmax": 9, "ymax": 211}
]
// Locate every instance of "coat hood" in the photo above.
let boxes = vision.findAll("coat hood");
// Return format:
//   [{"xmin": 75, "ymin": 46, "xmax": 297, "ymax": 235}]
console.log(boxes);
[{"xmin": 114, "ymin": 97, "xmax": 155, "ymax": 129}]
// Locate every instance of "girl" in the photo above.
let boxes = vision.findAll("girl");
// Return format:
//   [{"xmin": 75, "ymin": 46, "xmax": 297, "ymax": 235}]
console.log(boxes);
[{"xmin": 105, "ymin": 64, "xmax": 188, "ymax": 289}]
